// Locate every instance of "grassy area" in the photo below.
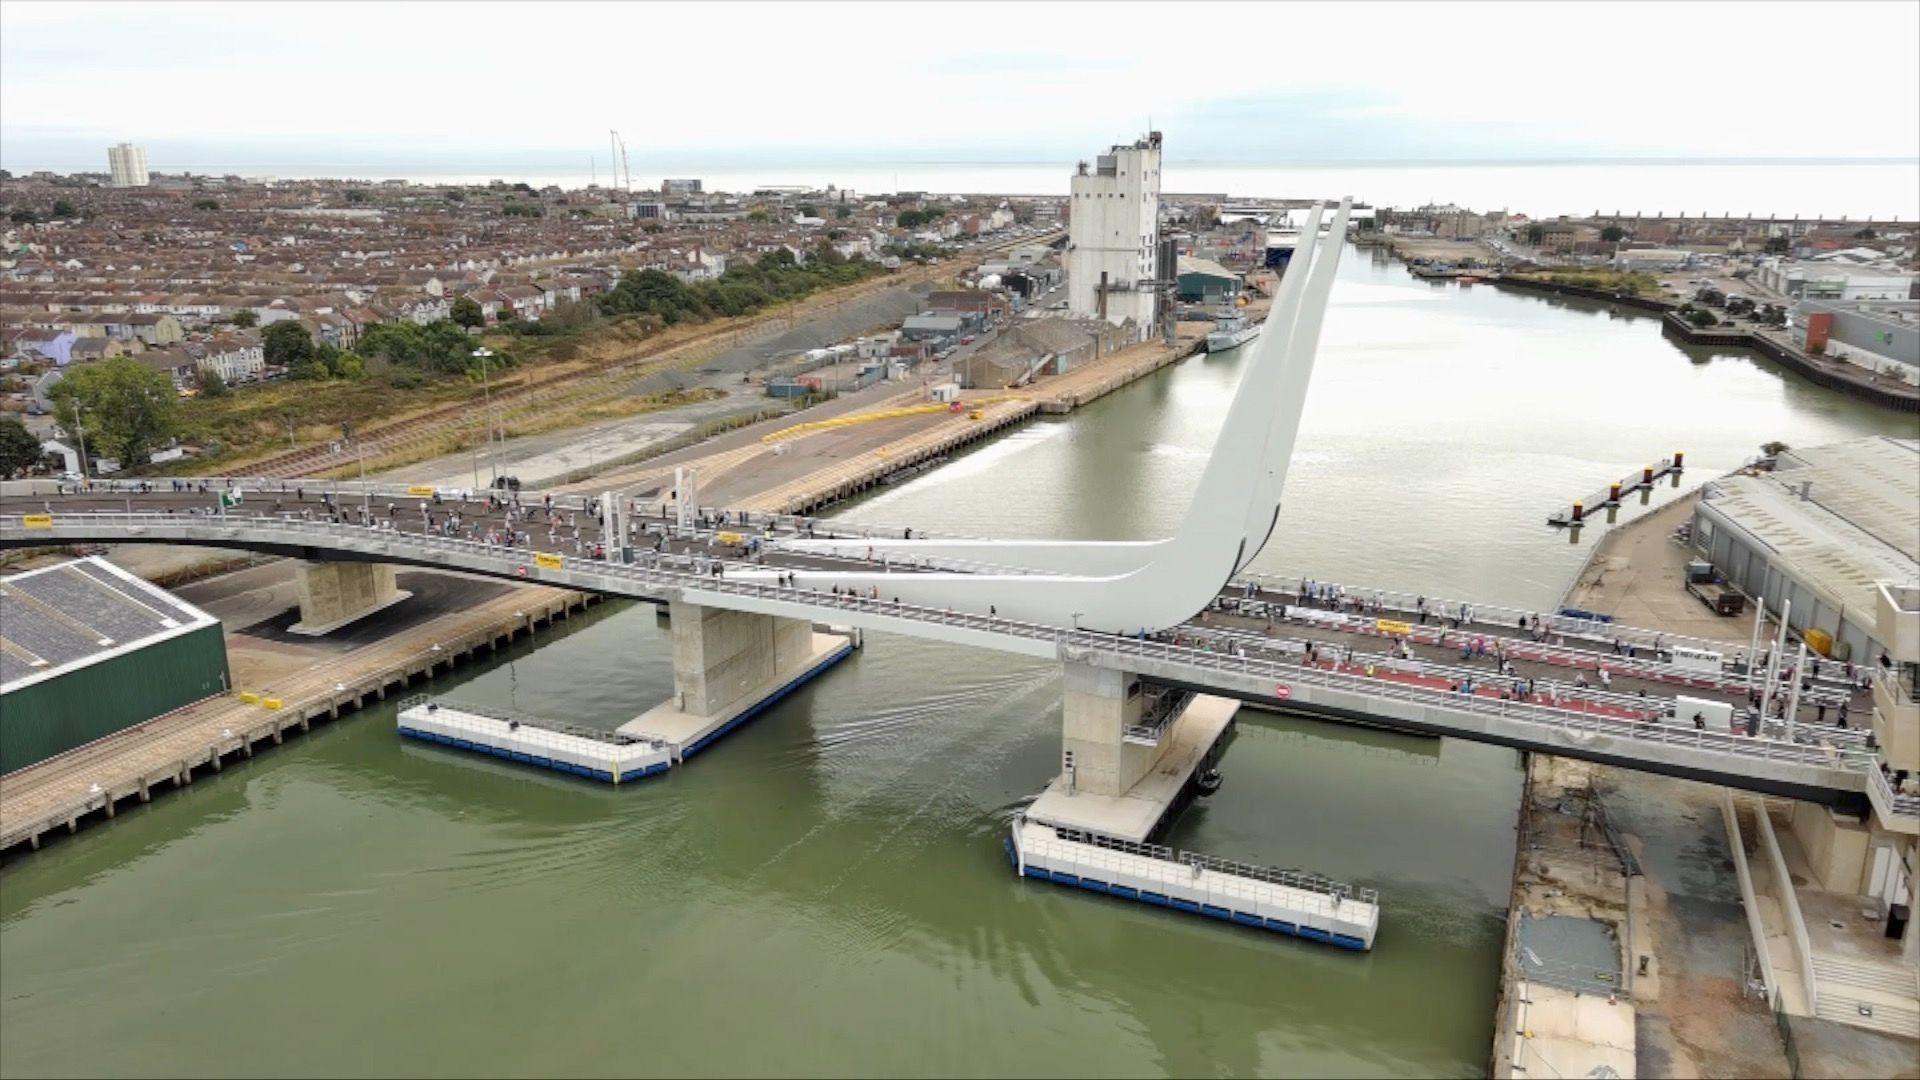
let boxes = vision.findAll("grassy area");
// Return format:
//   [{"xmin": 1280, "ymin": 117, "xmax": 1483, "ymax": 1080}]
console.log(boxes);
[{"xmin": 1512, "ymin": 270, "xmax": 1661, "ymax": 297}]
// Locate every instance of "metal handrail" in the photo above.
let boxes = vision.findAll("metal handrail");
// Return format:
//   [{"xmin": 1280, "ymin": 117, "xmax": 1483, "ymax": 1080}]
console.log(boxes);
[
  {"xmin": 3, "ymin": 511, "xmax": 1881, "ymax": 781},
  {"xmin": 1043, "ymin": 822, "xmax": 1378, "ymax": 904},
  {"xmin": 1210, "ymin": 594, "xmax": 1858, "ymax": 705}
]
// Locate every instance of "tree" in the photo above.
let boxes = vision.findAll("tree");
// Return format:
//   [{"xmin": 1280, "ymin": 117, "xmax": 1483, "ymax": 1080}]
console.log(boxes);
[
  {"xmin": 51, "ymin": 198, "xmax": 77, "ymax": 219},
  {"xmin": 1760, "ymin": 440, "xmax": 1790, "ymax": 457},
  {"xmin": 1764, "ymin": 235, "xmax": 1790, "ymax": 255},
  {"xmin": 345, "ymin": 189, "xmax": 368, "ymax": 204},
  {"xmin": 1525, "ymin": 224, "xmax": 1545, "ymax": 245},
  {"xmin": 1600, "ymin": 225, "xmax": 1627, "ymax": 243},
  {"xmin": 0, "ymin": 415, "xmax": 44, "ymax": 477},
  {"xmin": 799, "ymin": 204, "xmax": 818, "ymax": 218},
  {"xmin": 9, "ymin": 208, "xmax": 37, "ymax": 224},
  {"xmin": 48, "ymin": 357, "xmax": 180, "ymax": 467},
  {"xmin": 834, "ymin": 204, "xmax": 852, "ymax": 219},
  {"xmin": 1853, "ymin": 227, "xmax": 1877, "ymax": 240},
  {"xmin": 230, "ymin": 309, "xmax": 258, "ymax": 328},
  {"xmin": 263, "ymin": 320, "xmax": 316, "ymax": 370},
  {"xmin": 193, "ymin": 198, "xmax": 219, "ymax": 211},
  {"xmin": 450, "ymin": 295, "xmax": 484, "ymax": 329},
  {"xmin": 195, "ymin": 366, "xmax": 229, "ymax": 398}
]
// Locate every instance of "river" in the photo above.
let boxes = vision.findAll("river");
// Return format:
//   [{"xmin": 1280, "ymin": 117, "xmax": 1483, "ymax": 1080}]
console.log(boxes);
[{"xmin": 1, "ymin": 248, "xmax": 1911, "ymax": 1077}]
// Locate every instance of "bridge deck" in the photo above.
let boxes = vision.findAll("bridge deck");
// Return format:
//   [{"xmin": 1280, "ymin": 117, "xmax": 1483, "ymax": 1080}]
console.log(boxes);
[{"xmin": 3, "ymin": 480, "xmax": 1910, "ymax": 813}]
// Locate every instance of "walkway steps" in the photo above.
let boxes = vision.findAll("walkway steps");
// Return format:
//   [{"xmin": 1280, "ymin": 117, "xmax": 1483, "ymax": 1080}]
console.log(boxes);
[
  {"xmin": 1812, "ymin": 955, "xmax": 1920, "ymax": 998},
  {"xmin": 1813, "ymin": 992, "xmax": 1920, "ymax": 1038},
  {"xmin": 1808, "ymin": 955, "xmax": 1920, "ymax": 1037}
]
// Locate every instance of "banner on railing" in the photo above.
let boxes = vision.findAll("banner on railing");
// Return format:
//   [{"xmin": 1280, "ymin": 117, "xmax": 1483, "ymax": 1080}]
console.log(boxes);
[
  {"xmin": 20, "ymin": 514, "xmax": 52, "ymax": 528},
  {"xmin": 534, "ymin": 552, "xmax": 564, "ymax": 571},
  {"xmin": 406, "ymin": 485, "xmax": 437, "ymax": 498},
  {"xmin": 1376, "ymin": 619, "xmax": 1413, "ymax": 636}
]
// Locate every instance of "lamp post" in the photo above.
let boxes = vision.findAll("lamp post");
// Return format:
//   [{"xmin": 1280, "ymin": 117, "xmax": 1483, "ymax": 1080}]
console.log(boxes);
[{"xmin": 472, "ymin": 347, "xmax": 499, "ymax": 486}]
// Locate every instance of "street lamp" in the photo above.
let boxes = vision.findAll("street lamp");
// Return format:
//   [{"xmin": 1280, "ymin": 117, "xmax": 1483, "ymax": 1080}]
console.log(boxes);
[{"xmin": 472, "ymin": 346, "xmax": 500, "ymax": 486}]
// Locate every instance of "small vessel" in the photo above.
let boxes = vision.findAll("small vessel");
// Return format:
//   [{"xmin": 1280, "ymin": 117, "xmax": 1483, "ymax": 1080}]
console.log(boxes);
[
  {"xmin": 1206, "ymin": 312, "xmax": 1260, "ymax": 352},
  {"xmin": 1196, "ymin": 768, "xmax": 1224, "ymax": 795}
]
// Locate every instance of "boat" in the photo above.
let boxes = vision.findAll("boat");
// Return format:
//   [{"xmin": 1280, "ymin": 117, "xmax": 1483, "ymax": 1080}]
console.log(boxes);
[
  {"xmin": 1206, "ymin": 312, "xmax": 1260, "ymax": 352},
  {"xmin": 1196, "ymin": 768, "xmax": 1224, "ymax": 795}
]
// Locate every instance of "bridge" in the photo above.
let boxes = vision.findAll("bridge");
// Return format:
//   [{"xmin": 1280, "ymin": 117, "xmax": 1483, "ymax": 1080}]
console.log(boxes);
[
  {"xmin": 4, "ymin": 486, "xmax": 1909, "ymax": 821},
  {"xmin": 7, "ymin": 198, "xmax": 1913, "ymax": 872}
]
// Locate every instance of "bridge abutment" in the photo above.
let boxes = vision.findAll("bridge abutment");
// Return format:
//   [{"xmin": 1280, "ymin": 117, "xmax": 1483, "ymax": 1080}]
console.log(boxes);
[
  {"xmin": 618, "ymin": 601, "xmax": 854, "ymax": 760},
  {"xmin": 288, "ymin": 561, "xmax": 411, "ymax": 636}
]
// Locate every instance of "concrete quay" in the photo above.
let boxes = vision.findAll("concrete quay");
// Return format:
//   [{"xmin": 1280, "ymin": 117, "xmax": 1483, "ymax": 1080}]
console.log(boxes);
[
  {"xmin": 0, "ymin": 578, "xmax": 597, "ymax": 857},
  {"xmin": 1490, "ymin": 487, "xmax": 1920, "ymax": 1076}
]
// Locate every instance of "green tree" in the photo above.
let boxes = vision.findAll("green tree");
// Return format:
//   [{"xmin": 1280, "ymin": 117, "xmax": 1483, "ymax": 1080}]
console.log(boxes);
[
  {"xmin": 345, "ymin": 189, "xmax": 368, "ymax": 204},
  {"xmin": 9, "ymin": 208, "xmax": 38, "ymax": 224},
  {"xmin": 51, "ymin": 198, "xmax": 77, "ymax": 218},
  {"xmin": 450, "ymin": 295, "xmax": 484, "ymax": 329},
  {"xmin": 445, "ymin": 189, "xmax": 465, "ymax": 202},
  {"xmin": 193, "ymin": 198, "xmax": 219, "ymax": 211},
  {"xmin": 799, "ymin": 204, "xmax": 818, "ymax": 218},
  {"xmin": 48, "ymin": 356, "xmax": 180, "ymax": 467},
  {"xmin": 1525, "ymin": 224, "xmax": 1545, "ymax": 244},
  {"xmin": 747, "ymin": 209, "xmax": 770, "ymax": 223},
  {"xmin": 230, "ymin": 309, "xmax": 259, "ymax": 328},
  {"xmin": 1600, "ymin": 225, "xmax": 1627, "ymax": 242},
  {"xmin": 195, "ymin": 366, "xmax": 229, "ymax": 398},
  {"xmin": 1765, "ymin": 235, "xmax": 1790, "ymax": 254},
  {"xmin": 834, "ymin": 204, "xmax": 852, "ymax": 219},
  {"xmin": 263, "ymin": 320, "xmax": 316, "ymax": 370},
  {"xmin": 0, "ymin": 414, "xmax": 44, "ymax": 477}
]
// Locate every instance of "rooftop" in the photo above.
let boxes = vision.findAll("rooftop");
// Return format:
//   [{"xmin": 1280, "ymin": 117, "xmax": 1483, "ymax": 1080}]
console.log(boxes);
[
  {"xmin": 0, "ymin": 556, "xmax": 220, "ymax": 693},
  {"xmin": 1702, "ymin": 436, "xmax": 1920, "ymax": 621}
]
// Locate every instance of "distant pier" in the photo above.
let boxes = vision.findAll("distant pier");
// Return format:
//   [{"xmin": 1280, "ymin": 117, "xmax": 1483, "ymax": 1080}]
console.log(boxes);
[{"xmin": 1548, "ymin": 454, "xmax": 1685, "ymax": 527}]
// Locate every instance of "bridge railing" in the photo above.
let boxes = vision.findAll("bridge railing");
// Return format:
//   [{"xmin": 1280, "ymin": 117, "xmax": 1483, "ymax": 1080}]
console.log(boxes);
[
  {"xmin": 3, "ymin": 511, "xmax": 1881, "ymax": 783},
  {"xmin": 1233, "ymin": 570, "xmax": 1755, "ymax": 661},
  {"xmin": 1174, "ymin": 619, "xmax": 1876, "ymax": 749},
  {"xmin": 16, "ymin": 479, "xmax": 1859, "ymax": 681},
  {"xmin": 1205, "ymin": 588, "xmax": 1850, "ymax": 707}
]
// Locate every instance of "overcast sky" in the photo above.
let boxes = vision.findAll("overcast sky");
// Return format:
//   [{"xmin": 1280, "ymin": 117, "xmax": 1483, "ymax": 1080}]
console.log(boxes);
[{"xmin": 4, "ymin": 0, "xmax": 1917, "ymax": 172}]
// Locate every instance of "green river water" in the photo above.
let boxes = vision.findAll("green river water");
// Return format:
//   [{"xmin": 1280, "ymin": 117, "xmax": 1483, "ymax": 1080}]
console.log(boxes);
[{"xmin": 2, "ymin": 248, "xmax": 1911, "ymax": 1077}]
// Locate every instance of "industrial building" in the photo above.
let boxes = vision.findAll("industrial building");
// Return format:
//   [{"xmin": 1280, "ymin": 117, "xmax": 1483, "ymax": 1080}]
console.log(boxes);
[
  {"xmin": 1066, "ymin": 132, "xmax": 1162, "ymax": 334},
  {"xmin": 1793, "ymin": 299, "xmax": 1920, "ymax": 386},
  {"xmin": 1175, "ymin": 255, "xmax": 1243, "ymax": 303},
  {"xmin": 106, "ymin": 142, "xmax": 149, "ymax": 188},
  {"xmin": 1691, "ymin": 435, "xmax": 1920, "ymax": 664},
  {"xmin": 1, "ymin": 557, "xmax": 228, "ymax": 774}
]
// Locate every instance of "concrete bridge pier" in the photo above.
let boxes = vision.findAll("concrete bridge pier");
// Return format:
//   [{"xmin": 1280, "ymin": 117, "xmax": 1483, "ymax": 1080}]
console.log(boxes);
[
  {"xmin": 618, "ymin": 601, "xmax": 854, "ymax": 760},
  {"xmin": 288, "ymin": 560, "xmax": 411, "ymax": 636},
  {"xmin": 1030, "ymin": 660, "xmax": 1239, "ymax": 843}
]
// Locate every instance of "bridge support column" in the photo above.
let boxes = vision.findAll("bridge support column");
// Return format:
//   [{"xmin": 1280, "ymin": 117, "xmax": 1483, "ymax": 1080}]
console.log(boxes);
[
  {"xmin": 1061, "ymin": 662, "xmax": 1157, "ymax": 798},
  {"xmin": 617, "ymin": 601, "xmax": 855, "ymax": 760},
  {"xmin": 288, "ymin": 561, "xmax": 411, "ymax": 637},
  {"xmin": 1028, "ymin": 660, "xmax": 1239, "ymax": 843}
]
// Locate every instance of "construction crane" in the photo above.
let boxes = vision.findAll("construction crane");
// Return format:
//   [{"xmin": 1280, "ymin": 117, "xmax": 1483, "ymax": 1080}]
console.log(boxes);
[{"xmin": 608, "ymin": 130, "xmax": 633, "ymax": 194}]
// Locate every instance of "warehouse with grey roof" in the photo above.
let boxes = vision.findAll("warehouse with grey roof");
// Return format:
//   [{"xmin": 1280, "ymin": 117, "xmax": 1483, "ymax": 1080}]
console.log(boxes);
[{"xmin": 1, "ymin": 557, "xmax": 229, "ymax": 774}]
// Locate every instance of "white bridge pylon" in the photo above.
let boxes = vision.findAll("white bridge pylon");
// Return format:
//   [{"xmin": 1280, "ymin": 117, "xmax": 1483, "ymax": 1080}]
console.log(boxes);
[{"xmin": 756, "ymin": 198, "xmax": 1354, "ymax": 635}]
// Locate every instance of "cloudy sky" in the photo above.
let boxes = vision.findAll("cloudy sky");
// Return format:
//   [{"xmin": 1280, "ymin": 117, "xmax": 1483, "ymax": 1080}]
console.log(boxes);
[{"xmin": 4, "ymin": 0, "xmax": 1917, "ymax": 173}]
